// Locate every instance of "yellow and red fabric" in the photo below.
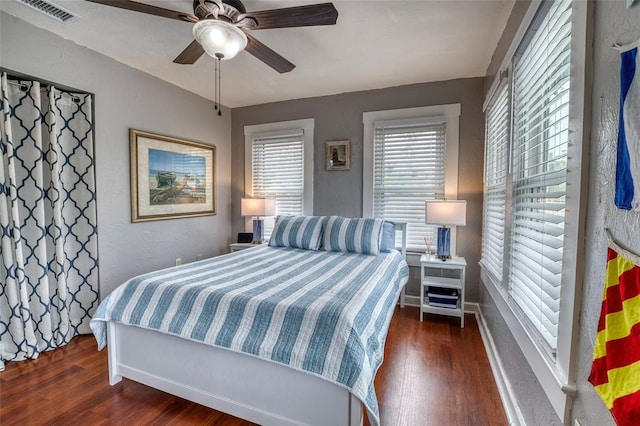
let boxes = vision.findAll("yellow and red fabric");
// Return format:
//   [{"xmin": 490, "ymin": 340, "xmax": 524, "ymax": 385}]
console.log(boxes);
[{"xmin": 589, "ymin": 241, "xmax": 640, "ymax": 426}]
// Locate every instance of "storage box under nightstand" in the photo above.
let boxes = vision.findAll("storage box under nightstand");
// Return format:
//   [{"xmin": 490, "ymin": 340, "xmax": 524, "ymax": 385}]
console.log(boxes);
[{"xmin": 427, "ymin": 286, "xmax": 459, "ymax": 309}]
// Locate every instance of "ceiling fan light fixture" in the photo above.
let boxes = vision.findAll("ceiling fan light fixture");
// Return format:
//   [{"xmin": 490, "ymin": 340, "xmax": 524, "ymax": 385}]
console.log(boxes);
[{"xmin": 192, "ymin": 19, "xmax": 247, "ymax": 60}]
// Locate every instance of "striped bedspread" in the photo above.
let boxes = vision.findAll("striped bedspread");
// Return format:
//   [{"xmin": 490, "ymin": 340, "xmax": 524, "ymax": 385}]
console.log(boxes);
[{"xmin": 90, "ymin": 245, "xmax": 409, "ymax": 425}]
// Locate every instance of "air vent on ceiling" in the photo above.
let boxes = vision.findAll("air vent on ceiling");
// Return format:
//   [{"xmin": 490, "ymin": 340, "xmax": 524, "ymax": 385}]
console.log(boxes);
[{"xmin": 16, "ymin": 0, "xmax": 77, "ymax": 22}]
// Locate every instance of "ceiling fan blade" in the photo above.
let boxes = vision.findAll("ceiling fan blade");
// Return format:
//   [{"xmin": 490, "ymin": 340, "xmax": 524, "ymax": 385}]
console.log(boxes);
[
  {"xmin": 85, "ymin": 0, "xmax": 197, "ymax": 22},
  {"xmin": 173, "ymin": 40, "xmax": 205, "ymax": 64},
  {"xmin": 245, "ymin": 33, "xmax": 295, "ymax": 74},
  {"xmin": 247, "ymin": 3, "xmax": 338, "ymax": 30}
]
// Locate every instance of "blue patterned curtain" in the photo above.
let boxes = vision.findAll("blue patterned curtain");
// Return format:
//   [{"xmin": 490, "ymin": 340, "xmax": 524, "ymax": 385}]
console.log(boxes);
[{"xmin": 0, "ymin": 73, "xmax": 99, "ymax": 370}]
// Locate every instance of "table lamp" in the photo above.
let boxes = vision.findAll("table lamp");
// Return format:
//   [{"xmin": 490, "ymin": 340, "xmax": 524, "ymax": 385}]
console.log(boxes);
[
  {"xmin": 425, "ymin": 200, "xmax": 467, "ymax": 261},
  {"xmin": 241, "ymin": 198, "xmax": 276, "ymax": 243}
]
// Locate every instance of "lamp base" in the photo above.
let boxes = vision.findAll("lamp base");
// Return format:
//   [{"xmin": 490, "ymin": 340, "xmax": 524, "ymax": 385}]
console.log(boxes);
[
  {"xmin": 252, "ymin": 219, "xmax": 264, "ymax": 244},
  {"xmin": 436, "ymin": 227, "xmax": 451, "ymax": 261}
]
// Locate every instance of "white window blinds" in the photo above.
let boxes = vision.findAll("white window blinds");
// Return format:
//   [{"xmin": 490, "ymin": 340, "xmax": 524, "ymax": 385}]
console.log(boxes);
[
  {"xmin": 509, "ymin": 0, "xmax": 571, "ymax": 352},
  {"xmin": 373, "ymin": 118, "xmax": 446, "ymax": 249},
  {"xmin": 251, "ymin": 130, "xmax": 304, "ymax": 237},
  {"xmin": 482, "ymin": 83, "xmax": 510, "ymax": 282}
]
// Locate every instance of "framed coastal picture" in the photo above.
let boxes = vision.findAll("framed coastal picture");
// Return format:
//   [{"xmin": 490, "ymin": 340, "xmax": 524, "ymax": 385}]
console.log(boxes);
[
  {"xmin": 130, "ymin": 129, "xmax": 216, "ymax": 222},
  {"xmin": 326, "ymin": 140, "xmax": 351, "ymax": 171}
]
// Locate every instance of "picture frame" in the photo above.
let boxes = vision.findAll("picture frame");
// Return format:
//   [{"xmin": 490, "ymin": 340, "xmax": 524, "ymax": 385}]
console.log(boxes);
[
  {"xmin": 130, "ymin": 129, "xmax": 216, "ymax": 223},
  {"xmin": 325, "ymin": 140, "xmax": 351, "ymax": 171}
]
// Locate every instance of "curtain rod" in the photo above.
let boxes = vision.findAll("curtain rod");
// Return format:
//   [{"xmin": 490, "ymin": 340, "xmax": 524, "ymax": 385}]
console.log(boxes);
[
  {"xmin": 1, "ymin": 68, "xmax": 92, "ymax": 99},
  {"xmin": 6, "ymin": 79, "xmax": 82, "ymax": 103}
]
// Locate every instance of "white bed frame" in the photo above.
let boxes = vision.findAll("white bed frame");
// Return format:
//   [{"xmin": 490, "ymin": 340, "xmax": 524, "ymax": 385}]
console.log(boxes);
[{"xmin": 105, "ymin": 222, "xmax": 407, "ymax": 426}]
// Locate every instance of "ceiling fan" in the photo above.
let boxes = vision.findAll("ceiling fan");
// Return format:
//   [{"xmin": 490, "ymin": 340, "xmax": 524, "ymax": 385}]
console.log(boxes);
[{"xmin": 85, "ymin": 0, "xmax": 339, "ymax": 73}]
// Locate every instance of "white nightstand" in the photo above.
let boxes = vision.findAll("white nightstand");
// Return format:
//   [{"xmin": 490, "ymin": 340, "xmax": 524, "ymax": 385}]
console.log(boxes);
[
  {"xmin": 229, "ymin": 242, "xmax": 265, "ymax": 252},
  {"xmin": 420, "ymin": 254, "xmax": 466, "ymax": 327}
]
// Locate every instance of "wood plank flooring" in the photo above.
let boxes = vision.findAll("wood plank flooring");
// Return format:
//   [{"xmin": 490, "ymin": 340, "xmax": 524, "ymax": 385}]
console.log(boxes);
[{"xmin": 0, "ymin": 307, "xmax": 507, "ymax": 425}]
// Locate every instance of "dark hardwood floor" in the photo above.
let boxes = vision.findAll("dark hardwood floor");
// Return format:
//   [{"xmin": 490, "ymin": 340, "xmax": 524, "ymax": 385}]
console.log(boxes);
[{"xmin": 0, "ymin": 307, "xmax": 507, "ymax": 426}]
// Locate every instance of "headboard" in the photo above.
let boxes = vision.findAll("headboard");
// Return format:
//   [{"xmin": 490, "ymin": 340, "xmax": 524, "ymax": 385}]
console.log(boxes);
[{"xmin": 393, "ymin": 221, "xmax": 407, "ymax": 259}]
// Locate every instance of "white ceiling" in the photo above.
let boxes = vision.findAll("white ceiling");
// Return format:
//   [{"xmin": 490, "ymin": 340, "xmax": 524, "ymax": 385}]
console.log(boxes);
[{"xmin": 0, "ymin": 0, "xmax": 514, "ymax": 108}]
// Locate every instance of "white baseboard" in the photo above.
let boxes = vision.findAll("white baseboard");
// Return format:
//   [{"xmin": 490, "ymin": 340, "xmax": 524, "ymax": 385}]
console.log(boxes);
[{"xmin": 470, "ymin": 303, "xmax": 527, "ymax": 426}]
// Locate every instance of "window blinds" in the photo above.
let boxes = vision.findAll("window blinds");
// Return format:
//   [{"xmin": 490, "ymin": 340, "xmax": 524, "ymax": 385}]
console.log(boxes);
[
  {"xmin": 482, "ymin": 84, "xmax": 510, "ymax": 282},
  {"xmin": 251, "ymin": 130, "xmax": 304, "ymax": 237},
  {"xmin": 373, "ymin": 119, "xmax": 446, "ymax": 250},
  {"xmin": 509, "ymin": 0, "xmax": 571, "ymax": 352}
]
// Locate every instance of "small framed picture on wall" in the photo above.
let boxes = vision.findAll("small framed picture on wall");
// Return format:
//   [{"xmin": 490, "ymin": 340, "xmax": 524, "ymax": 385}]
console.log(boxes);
[{"xmin": 326, "ymin": 140, "xmax": 351, "ymax": 171}]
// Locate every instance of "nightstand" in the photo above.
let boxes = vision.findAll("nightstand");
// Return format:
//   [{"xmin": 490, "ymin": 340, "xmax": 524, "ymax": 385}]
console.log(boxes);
[
  {"xmin": 420, "ymin": 254, "xmax": 466, "ymax": 327},
  {"xmin": 229, "ymin": 242, "xmax": 265, "ymax": 252}
]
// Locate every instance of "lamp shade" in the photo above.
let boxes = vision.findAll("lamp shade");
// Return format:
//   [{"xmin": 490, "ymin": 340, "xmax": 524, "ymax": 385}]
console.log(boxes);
[
  {"xmin": 241, "ymin": 198, "xmax": 276, "ymax": 217},
  {"xmin": 425, "ymin": 200, "xmax": 467, "ymax": 226},
  {"xmin": 192, "ymin": 20, "xmax": 248, "ymax": 60}
]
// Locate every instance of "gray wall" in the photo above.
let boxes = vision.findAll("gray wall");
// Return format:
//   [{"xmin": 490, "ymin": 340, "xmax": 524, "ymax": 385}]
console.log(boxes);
[
  {"xmin": 231, "ymin": 79, "xmax": 485, "ymax": 300},
  {"xmin": 574, "ymin": 1, "xmax": 640, "ymax": 425},
  {"xmin": 480, "ymin": 1, "xmax": 640, "ymax": 425},
  {"xmin": 0, "ymin": 12, "xmax": 233, "ymax": 297}
]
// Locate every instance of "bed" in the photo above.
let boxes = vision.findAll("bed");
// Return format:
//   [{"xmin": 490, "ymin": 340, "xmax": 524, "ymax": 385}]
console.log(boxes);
[{"xmin": 91, "ymin": 216, "xmax": 408, "ymax": 426}]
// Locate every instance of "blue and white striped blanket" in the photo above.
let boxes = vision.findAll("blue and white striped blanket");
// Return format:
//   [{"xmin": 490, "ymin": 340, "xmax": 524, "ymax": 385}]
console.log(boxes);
[{"xmin": 90, "ymin": 245, "xmax": 409, "ymax": 425}]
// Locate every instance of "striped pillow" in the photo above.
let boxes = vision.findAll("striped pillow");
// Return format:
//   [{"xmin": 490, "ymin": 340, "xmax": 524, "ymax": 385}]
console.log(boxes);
[
  {"xmin": 322, "ymin": 216, "xmax": 385, "ymax": 255},
  {"xmin": 268, "ymin": 216, "xmax": 326, "ymax": 250}
]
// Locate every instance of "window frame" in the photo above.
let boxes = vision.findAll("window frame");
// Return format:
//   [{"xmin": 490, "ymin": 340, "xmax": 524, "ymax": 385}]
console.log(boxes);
[
  {"xmin": 479, "ymin": 0, "xmax": 590, "ymax": 422},
  {"xmin": 363, "ymin": 104, "xmax": 461, "ymax": 254},
  {"xmin": 244, "ymin": 119, "xmax": 315, "ymax": 234}
]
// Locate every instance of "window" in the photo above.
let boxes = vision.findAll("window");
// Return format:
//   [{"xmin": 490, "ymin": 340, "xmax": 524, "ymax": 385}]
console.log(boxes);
[
  {"xmin": 244, "ymin": 119, "xmax": 314, "ymax": 238},
  {"xmin": 482, "ymin": 83, "xmax": 510, "ymax": 283},
  {"xmin": 373, "ymin": 118, "xmax": 446, "ymax": 249},
  {"xmin": 252, "ymin": 132, "xmax": 304, "ymax": 214},
  {"xmin": 509, "ymin": 0, "xmax": 572, "ymax": 354},
  {"xmin": 480, "ymin": 0, "xmax": 588, "ymax": 421},
  {"xmin": 363, "ymin": 105, "xmax": 460, "ymax": 252}
]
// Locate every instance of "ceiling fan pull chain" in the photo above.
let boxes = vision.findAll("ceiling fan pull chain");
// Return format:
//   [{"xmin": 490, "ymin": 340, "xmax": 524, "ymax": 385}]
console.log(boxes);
[
  {"xmin": 213, "ymin": 58, "xmax": 218, "ymax": 111},
  {"xmin": 212, "ymin": 56, "xmax": 222, "ymax": 117},
  {"xmin": 218, "ymin": 57, "xmax": 222, "ymax": 116}
]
